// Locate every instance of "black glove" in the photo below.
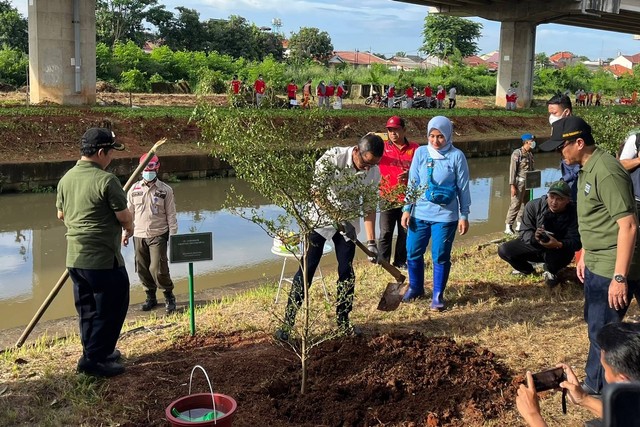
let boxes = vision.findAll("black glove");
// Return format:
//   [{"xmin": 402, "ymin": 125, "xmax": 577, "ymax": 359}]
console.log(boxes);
[
  {"xmin": 367, "ymin": 240, "xmax": 379, "ymax": 264},
  {"xmin": 339, "ymin": 221, "xmax": 357, "ymax": 242}
]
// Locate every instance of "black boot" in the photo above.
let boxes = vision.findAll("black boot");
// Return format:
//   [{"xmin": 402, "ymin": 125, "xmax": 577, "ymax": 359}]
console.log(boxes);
[
  {"xmin": 141, "ymin": 291, "xmax": 157, "ymax": 311},
  {"xmin": 164, "ymin": 291, "xmax": 176, "ymax": 314}
]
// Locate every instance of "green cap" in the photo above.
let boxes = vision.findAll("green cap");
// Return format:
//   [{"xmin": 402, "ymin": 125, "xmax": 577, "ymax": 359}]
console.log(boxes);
[{"xmin": 548, "ymin": 180, "xmax": 571, "ymax": 198}]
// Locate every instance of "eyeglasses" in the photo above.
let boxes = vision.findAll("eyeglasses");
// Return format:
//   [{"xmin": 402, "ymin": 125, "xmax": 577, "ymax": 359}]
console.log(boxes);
[
  {"xmin": 358, "ymin": 150, "xmax": 380, "ymax": 167},
  {"xmin": 556, "ymin": 139, "xmax": 576, "ymax": 152}
]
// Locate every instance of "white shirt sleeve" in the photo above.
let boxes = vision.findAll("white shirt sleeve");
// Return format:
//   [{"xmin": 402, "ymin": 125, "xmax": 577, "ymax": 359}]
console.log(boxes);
[{"xmin": 619, "ymin": 134, "xmax": 638, "ymax": 160}]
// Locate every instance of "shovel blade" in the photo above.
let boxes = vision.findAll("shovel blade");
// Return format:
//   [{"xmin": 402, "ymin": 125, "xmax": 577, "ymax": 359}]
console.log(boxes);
[{"xmin": 377, "ymin": 281, "xmax": 409, "ymax": 311}]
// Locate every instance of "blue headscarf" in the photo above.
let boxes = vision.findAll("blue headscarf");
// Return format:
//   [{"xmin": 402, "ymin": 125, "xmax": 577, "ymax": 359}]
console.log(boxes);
[{"xmin": 427, "ymin": 116, "xmax": 453, "ymax": 153}]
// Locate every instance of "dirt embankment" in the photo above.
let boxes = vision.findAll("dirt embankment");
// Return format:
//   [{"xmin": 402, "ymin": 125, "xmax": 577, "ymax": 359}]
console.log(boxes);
[{"xmin": 0, "ymin": 92, "xmax": 550, "ymax": 164}]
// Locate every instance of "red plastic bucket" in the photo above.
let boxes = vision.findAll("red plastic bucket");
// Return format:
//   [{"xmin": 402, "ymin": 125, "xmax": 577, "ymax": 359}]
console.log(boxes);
[{"xmin": 165, "ymin": 393, "xmax": 237, "ymax": 427}]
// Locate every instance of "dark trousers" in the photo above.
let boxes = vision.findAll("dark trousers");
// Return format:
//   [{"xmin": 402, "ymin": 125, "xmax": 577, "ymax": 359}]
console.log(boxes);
[
  {"xmin": 497, "ymin": 238, "xmax": 575, "ymax": 274},
  {"xmin": 583, "ymin": 268, "xmax": 640, "ymax": 393},
  {"xmin": 378, "ymin": 207, "xmax": 407, "ymax": 266},
  {"xmin": 134, "ymin": 232, "xmax": 174, "ymax": 295},
  {"xmin": 284, "ymin": 230, "xmax": 356, "ymax": 326},
  {"xmin": 69, "ymin": 264, "xmax": 130, "ymax": 362}
]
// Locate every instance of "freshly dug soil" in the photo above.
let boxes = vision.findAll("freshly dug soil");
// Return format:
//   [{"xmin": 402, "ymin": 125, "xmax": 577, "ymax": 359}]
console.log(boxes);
[
  {"xmin": 107, "ymin": 331, "xmax": 515, "ymax": 426},
  {"xmin": 0, "ymin": 92, "xmax": 550, "ymax": 164}
]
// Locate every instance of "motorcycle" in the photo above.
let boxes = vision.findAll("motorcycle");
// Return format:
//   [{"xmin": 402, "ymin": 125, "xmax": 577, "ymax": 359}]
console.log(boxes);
[
  {"xmin": 364, "ymin": 92, "xmax": 382, "ymax": 106},
  {"xmin": 412, "ymin": 96, "xmax": 437, "ymax": 109}
]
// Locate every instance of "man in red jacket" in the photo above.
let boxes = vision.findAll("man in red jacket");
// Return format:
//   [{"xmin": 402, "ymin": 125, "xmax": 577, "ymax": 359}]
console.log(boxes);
[
  {"xmin": 377, "ymin": 116, "xmax": 419, "ymax": 268},
  {"xmin": 424, "ymin": 84, "xmax": 433, "ymax": 108},
  {"xmin": 286, "ymin": 79, "xmax": 298, "ymax": 108},
  {"xmin": 405, "ymin": 84, "xmax": 414, "ymax": 109},
  {"xmin": 254, "ymin": 74, "xmax": 266, "ymax": 107}
]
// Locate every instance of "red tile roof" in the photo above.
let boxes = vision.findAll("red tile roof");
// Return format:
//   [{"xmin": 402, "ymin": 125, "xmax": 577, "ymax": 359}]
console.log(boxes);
[
  {"xmin": 463, "ymin": 55, "xmax": 486, "ymax": 66},
  {"xmin": 550, "ymin": 51, "xmax": 574, "ymax": 62},
  {"xmin": 606, "ymin": 64, "xmax": 633, "ymax": 77},
  {"xmin": 332, "ymin": 51, "xmax": 388, "ymax": 65}
]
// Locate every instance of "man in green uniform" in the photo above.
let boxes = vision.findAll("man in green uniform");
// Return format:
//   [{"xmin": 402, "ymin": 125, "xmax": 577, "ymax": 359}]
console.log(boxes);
[
  {"xmin": 539, "ymin": 116, "xmax": 640, "ymax": 395},
  {"xmin": 56, "ymin": 128, "xmax": 133, "ymax": 377}
]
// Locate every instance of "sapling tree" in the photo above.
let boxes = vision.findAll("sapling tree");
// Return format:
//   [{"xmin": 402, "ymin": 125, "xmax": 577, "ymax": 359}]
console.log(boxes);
[{"xmin": 195, "ymin": 106, "xmax": 391, "ymax": 393}]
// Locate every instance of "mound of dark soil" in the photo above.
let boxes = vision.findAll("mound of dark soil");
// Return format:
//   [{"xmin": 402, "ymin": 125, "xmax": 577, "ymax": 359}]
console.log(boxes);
[{"xmin": 107, "ymin": 331, "xmax": 514, "ymax": 426}]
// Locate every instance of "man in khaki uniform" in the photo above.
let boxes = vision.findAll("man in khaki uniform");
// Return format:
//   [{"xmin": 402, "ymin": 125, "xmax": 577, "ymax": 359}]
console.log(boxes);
[
  {"xmin": 505, "ymin": 133, "xmax": 535, "ymax": 234},
  {"xmin": 124, "ymin": 154, "xmax": 178, "ymax": 313}
]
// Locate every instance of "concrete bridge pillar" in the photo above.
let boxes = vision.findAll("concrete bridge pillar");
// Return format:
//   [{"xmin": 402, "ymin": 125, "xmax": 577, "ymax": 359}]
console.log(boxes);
[
  {"xmin": 28, "ymin": 0, "xmax": 96, "ymax": 105},
  {"xmin": 495, "ymin": 21, "xmax": 536, "ymax": 108}
]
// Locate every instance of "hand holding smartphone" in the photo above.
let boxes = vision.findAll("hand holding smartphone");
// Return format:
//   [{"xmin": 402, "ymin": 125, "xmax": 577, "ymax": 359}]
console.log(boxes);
[{"xmin": 530, "ymin": 367, "xmax": 566, "ymax": 392}]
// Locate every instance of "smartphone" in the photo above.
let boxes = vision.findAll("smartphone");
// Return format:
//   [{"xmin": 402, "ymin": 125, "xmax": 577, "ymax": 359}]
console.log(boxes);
[
  {"xmin": 531, "ymin": 367, "xmax": 566, "ymax": 392},
  {"xmin": 537, "ymin": 230, "xmax": 554, "ymax": 243}
]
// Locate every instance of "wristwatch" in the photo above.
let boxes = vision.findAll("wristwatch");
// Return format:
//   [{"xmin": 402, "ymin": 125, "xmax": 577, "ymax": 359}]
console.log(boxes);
[{"xmin": 614, "ymin": 274, "xmax": 626, "ymax": 283}]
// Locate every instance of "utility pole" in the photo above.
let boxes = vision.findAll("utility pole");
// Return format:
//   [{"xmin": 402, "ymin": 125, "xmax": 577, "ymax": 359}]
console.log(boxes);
[{"xmin": 272, "ymin": 18, "xmax": 282, "ymax": 35}]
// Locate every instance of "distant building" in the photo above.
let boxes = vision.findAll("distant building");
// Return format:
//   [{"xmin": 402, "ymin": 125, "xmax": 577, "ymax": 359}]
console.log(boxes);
[
  {"xmin": 549, "ymin": 51, "xmax": 578, "ymax": 68},
  {"xmin": 329, "ymin": 51, "xmax": 388, "ymax": 68},
  {"xmin": 609, "ymin": 53, "xmax": 640, "ymax": 70},
  {"xmin": 389, "ymin": 55, "xmax": 424, "ymax": 71},
  {"xmin": 605, "ymin": 64, "xmax": 634, "ymax": 78}
]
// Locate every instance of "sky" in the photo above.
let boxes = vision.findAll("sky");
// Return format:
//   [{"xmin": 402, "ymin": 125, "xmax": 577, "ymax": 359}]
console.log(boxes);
[{"xmin": 10, "ymin": 0, "xmax": 640, "ymax": 60}]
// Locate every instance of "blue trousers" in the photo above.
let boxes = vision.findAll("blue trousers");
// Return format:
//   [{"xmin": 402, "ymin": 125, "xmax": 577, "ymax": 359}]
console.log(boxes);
[
  {"xmin": 406, "ymin": 218, "xmax": 457, "ymax": 265},
  {"xmin": 583, "ymin": 268, "xmax": 640, "ymax": 392},
  {"xmin": 69, "ymin": 265, "xmax": 130, "ymax": 362},
  {"xmin": 284, "ymin": 230, "xmax": 356, "ymax": 326}
]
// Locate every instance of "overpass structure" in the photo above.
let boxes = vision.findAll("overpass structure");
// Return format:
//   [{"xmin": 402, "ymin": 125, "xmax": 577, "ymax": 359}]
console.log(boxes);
[{"xmin": 394, "ymin": 0, "xmax": 640, "ymax": 107}]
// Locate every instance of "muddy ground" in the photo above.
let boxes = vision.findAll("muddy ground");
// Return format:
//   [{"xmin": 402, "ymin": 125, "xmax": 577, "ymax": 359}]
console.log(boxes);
[
  {"xmin": 0, "ymin": 92, "xmax": 550, "ymax": 164},
  {"xmin": 109, "ymin": 331, "xmax": 516, "ymax": 426}
]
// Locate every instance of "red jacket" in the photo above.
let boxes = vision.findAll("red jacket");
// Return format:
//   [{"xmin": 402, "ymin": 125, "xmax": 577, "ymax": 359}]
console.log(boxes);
[
  {"xmin": 405, "ymin": 87, "xmax": 414, "ymax": 98},
  {"xmin": 287, "ymin": 83, "xmax": 297, "ymax": 98},
  {"xmin": 424, "ymin": 86, "xmax": 432, "ymax": 97},
  {"xmin": 388, "ymin": 87, "xmax": 395, "ymax": 97},
  {"xmin": 337, "ymin": 86, "xmax": 346, "ymax": 98},
  {"xmin": 231, "ymin": 79, "xmax": 241, "ymax": 94},
  {"xmin": 436, "ymin": 88, "xmax": 445, "ymax": 100},
  {"xmin": 378, "ymin": 139, "xmax": 420, "ymax": 201},
  {"xmin": 254, "ymin": 79, "xmax": 266, "ymax": 94},
  {"xmin": 326, "ymin": 85, "xmax": 335, "ymax": 96}
]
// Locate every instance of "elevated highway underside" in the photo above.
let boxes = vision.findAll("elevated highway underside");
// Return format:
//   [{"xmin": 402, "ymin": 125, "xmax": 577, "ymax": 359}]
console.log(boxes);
[{"xmin": 395, "ymin": 0, "xmax": 640, "ymax": 106}]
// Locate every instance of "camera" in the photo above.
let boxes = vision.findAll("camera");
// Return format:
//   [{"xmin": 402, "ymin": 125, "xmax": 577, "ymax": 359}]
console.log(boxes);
[
  {"xmin": 537, "ymin": 230, "xmax": 554, "ymax": 243},
  {"xmin": 530, "ymin": 367, "xmax": 566, "ymax": 392}
]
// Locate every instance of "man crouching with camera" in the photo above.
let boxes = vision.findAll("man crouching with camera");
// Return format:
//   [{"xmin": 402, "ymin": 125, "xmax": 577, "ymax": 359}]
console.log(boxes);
[
  {"xmin": 516, "ymin": 322, "xmax": 640, "ymax": 426},
  {"xmin": 498, "ymin": 180, "xmax": 581, "ymax": 288}
]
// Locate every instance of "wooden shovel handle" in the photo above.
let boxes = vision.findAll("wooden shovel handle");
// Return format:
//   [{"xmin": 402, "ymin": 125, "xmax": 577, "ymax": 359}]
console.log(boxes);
[{"xmin": 354, "ymin": 238, "xmax": 406, "ymax": 283}]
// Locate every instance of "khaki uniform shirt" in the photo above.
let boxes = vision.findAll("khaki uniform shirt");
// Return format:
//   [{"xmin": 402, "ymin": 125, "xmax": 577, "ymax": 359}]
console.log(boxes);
[
  {"xmin": 509, "ymin": 147, "xmax": 534, "ymax": 185},
  {"xmin": 127, "ymin": 179, "xmax": 178, "ymax": 238}
]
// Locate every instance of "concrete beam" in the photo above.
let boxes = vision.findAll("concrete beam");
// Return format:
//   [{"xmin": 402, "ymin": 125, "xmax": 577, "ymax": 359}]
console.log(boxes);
[
  {"xmin": 28, "ymin": 0, "xmax": 96, "ymax": 105},
  {"xmin": 495, "ymin": 21, "xmax": 536, "ymax": 108}
]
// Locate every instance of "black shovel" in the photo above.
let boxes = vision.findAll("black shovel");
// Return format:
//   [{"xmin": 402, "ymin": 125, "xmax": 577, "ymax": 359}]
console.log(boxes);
[{"xmin": 354, "ymin": 238, "xmax": 408, "ymax": 311}]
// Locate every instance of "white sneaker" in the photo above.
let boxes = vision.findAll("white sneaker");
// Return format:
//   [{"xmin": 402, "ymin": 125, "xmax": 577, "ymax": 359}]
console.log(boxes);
[{"xmin": 504, "ymin": 224, "xmax": 514, "ymax": 235}]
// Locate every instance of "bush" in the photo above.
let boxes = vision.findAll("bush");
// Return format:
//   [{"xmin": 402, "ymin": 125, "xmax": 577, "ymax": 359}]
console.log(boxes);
[
  {"xmin": 119, "ymin": 69, "xmax": 148, "ymax": 93},
  {"xmin": 194, "ymin": 68, "xmax": 226, "ymax": 94},
  {"xmin": 0, "ymin": 46, "xmax": 27, "ymax": 87}
]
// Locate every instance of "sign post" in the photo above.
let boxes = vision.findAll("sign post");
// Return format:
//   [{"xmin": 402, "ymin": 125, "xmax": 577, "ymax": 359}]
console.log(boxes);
[
  {"xmin": 525, "ymin": 170, "xmax": 541, "ymax": 202},
  {"xmin": 170, "ymin": 232, "xmax": 213, "ymax": 336}
]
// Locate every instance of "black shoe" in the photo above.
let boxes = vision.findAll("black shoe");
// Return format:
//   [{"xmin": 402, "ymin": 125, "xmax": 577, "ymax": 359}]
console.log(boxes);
[
  {"xmin": 274, "ymin": 328, "xmax": 290, "ymax": 342},
  {"xmin": 77, "ymin": 357, "xmax": 125, "ymax": 377},
  {"xmin": 165, "ymin": 298, "xmax": 176, "ymax": 314},
  {"xmin": 105, "ymin": 349, "xmax": 121, "ymax": 362},
  {"xmin": 141, "ymin": 299, "xmax": 157, "ymax": 311},
  {"xmin": 337, "ymin": 319, "xmax": 362, "ymax": 337}
]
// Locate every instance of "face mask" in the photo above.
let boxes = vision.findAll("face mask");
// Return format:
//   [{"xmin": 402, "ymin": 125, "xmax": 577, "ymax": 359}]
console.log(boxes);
[
  {"xmin": 549, "ymin": 114, "xmax": 562, "ymax": 125},
  {"xmin": 530, "ymin": 141, "xmax": 537, "ymax": 149},
  {"xmin": 142, "ymin": 171, "xmax": 157, "ymax": 181}
]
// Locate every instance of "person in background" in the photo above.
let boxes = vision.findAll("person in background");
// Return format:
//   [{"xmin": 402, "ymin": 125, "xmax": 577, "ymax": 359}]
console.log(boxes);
[
  {"xmin": 516, "ymin": 322, "xmax": 640, "ymax": 427},
  {"xmin": 325, "ymin": 81, "xmax": 335, "ymax": 108},
  {"xmin": 230, "ymin": 75, "xmax": 241, "ymax": 95},
  {"xmin": 56, "ymin": 128, "xmax": 132, "ymax": 377},
  {"xmin": 504, "ymin": 133, "xmax": 536, "ymax": 235},
  {"xmin": 254, "ymin": 74, "xmax": 266, "ymax": 107},
  {"xmin": 317, "ymin": 80, "xmax": 326, "ymax": 108},
  {"xmin": 506, "ymin": 86, "xmax": 518, "ymax": 110},
  {"xmin": 124, "ymin": 154, "xmax": 178, "ymax": 314},
  {"xmin": 400, "ymin": 116, "xmax": 471, "ymax": 311},
  {"xmin": 335, "ymin": 81, "xmax": 347, "ymax": 109},
  {"xmin": 424, "ymin": 83, "xmax": 433, "ymax": 108},
  {"xmin": 595, "ymin": 91, "xmax": 602, "ymax": 107},
  {"xmin": 448, "ymin": 86, "xmax": 457, "ymax": 109},
  {"xmin": 436, "ymin": 85, "xmax": 446, "ymax": 108},
  {"xmin": 547, "ymin": 94, "xmax": 579, "ymax": 202},
  {"xmin": 302, "ymin": 79, "xmax": 313, "ymax": 109},
  {"xmin": 617, "ymin": 128, "xmax": 640, "ymax": 213},
  {"xmin": 498, "ymin": 181, "xmax": 581, "ymax": 287},
  {"xmin": 405, "ymin": 83, "xmax": 414, "ymax": 109},
  {"xmin": 286, "ymin": 79, "xmax": 298, "ymax": 109},
  {"xmin": 387, "ymin": 84, "xmax": 395, "ymax": 108},
  {"xmin": 377, "ymin": 116, "xmax": 419, "ymax": 269},
  {"xmin": 275, "ymin": 134, "xmax": 384, "ymax": 342},
  {"xmin": 539, "ymin": 116, "xmax": 640, "ymax": 395}
]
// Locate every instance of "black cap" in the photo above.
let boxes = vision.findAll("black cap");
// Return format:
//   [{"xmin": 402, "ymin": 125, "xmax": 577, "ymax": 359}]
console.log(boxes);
[
  {"xmin": 539, "ymin": 116, "xmax": 594, "ymax": 152},
  {"xmin": 81, "ymin": 128, "xmax": 124, "ymax": 151}
]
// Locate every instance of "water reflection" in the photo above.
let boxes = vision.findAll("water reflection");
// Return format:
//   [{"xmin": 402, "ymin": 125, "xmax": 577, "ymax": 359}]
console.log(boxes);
[{"xmin": 0, "ymin": 153, "xmax": 563, "ymax": 329}]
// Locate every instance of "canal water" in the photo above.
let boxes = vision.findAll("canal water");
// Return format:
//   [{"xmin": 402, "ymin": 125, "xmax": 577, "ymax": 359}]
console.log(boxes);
[{"xmin": 0, "ymin": 153, "xmax": 563, "ymax": 330}]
